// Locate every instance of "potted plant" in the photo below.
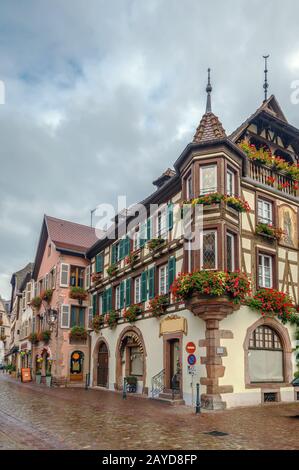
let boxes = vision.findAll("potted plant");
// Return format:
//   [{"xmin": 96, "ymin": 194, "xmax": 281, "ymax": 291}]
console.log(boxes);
[
  {"xmin": 45, "ymin": 359, "xmax": 53, "ymax": 387},
  {"xmin": 91, "ymin": 272, "xmax": 102, "ymax": 284},
  {"xmin": 125, "ymin": 252, "xmax": 139, "ymax": 268},
  {"xmin": 123, "ymin": 304, "xmax": 143, "ymax": 323},
  {"xmin": 107, "ymin": 263, "xmax": 118, "ymax": 277},
  {"xmin": 41, "ymin": 289, "xmax": 53, "ymax": 303},
  {"xmin": 30, "ymin": 296, "xmax": 42, "ymax": 309},
  {"xmin": 10, "ymin": 364, "xmax": 17, "ymax": 378},
  {"xmin": 29, "ymin": 332, "xmax": 39, "ymax": 345},
  {"xmin": 69, "ymin": 326, "xmax": 88, "ymax": 341},
  {"xmin": 39, "ymin": 330, "xmax": 51, "ymax": 343},
  {"xmin": 104, "ymin": 310, "xmax": 119, "ymax": 329},
  {"xmin": 255, "ymin": 223, "xmax": 285, "ymax": 241},
  {"xmin": 35, "ymin": 370, "xmax": 42, "ymax": 384},
  {"xmin": 246, "ymin": 288, "xmax": 296, "ymax": 324},
  {"xmin": 149, "ymin": 294, "xmax": 169, "ymax": 318},
  {"xmin": 92, "ymin": 315, "xmax": 104, "ymax": 332},
  {"xmin": 147, "ymin": 238, "xmax": 166, "ymax": 253},
  {"xmin": 69, "ymin": 287, "xmax": 88, "ymax": 304}
]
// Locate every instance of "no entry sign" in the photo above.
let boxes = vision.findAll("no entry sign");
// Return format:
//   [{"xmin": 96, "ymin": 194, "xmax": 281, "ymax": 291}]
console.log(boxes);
[
  {"xmin": 186, "ymin": 342, "xmax": 196, "ymax": 354},
  {"xmin": 187, "ymin": 354, "xmax": 197, "ymax": 366}
]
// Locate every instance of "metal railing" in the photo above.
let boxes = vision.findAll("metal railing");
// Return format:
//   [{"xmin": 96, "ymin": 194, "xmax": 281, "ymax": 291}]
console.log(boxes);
[{"xmin": 151, "ymin": 369, "xmax": 165, "ymax": 398}]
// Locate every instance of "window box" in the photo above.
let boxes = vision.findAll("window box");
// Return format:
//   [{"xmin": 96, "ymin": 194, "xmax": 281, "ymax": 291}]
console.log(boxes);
[
  {"xmin": 38, "ymin": 330, "xmax": 51, "ymax": 344},
  {"xmin": 91, "ymin": 315, "xmax": 104, "ymax": 332},
  {"xmin": 29, "ymin": 332, "xmax": 39, "ymax": 345},
  {"xmin": 107, "ymin": 263, "xmax": 118, "ymax": 277},
  {"xmin": 104, "ymin": 310, "xmax": 119, "ymax": 329},
  {"xmin": 69, "ymin": 326, "xmax": 88, "ymax": 343},
  {"xmin": 123, "ymin": 304, "xmax": 143, "ymax": 323},
  {"xmin": 147, "ymin": 238, "xmax": 166, "ymax": 253},
  {"xmin": 30, "ymin": 296, "xmax": 42, "ymax": 310},
  {"xmin": 149, "ymin": 294, "xmax": 169, "ymax": 318},
  {"xmin": 69, "ymin": 287, "xmax": 88, "ymax": 304},
  {"xmin": 255, "ymin": 223, "xmax": 285, "ymax": 242},
  {"xmin": 91, "ymin": 272, "xmax": 103, "ymax": 284},
  {"xmin": 40, "ymin": 289, "xmax": 53, "ymax": 303},
  {"xmin": 125, "ymin": 251, "xmax": 140, "ymax": 268}
]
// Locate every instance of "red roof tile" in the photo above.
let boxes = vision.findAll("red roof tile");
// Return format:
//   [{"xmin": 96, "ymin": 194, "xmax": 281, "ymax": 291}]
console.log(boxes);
[
  {"xmin": 193, "ymin": 112, "xmax": 226, "ymax": 143},
  {"xmin": 45, "ymin": 215, "xmax": 98, "ymax": 252}
]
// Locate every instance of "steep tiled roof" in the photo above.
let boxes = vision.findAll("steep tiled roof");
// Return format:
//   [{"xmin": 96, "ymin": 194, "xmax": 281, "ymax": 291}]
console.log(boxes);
[
  {"xmin": 193, "ymin": 112, "xmax": 226, "ymax": 143},
  {"xmin": 45, "ymin": 216, "xmax": 98, "ymax": 252}
]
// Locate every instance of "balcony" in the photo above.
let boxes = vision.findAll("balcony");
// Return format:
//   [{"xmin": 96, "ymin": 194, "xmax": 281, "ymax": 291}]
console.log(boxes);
[{"xmin": 248, "ymin": 160, "xmax": 299, "ymax": 198}]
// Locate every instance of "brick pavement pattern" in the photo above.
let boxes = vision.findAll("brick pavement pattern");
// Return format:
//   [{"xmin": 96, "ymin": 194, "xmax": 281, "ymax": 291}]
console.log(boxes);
[{"xmin": 0, "ymin": 375, "xmax": 298, "ymax": 450}]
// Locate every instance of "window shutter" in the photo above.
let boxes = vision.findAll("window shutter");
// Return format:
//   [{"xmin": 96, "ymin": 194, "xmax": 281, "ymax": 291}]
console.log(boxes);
[
  {"xmin": 125, "ymin": 236, "xmax": 130, "ymax": 256},
  {"xmin": 147, "ymin": 218, "xmax": 152, "ymax": 240},
  {"xmin": 96, "ymin": 254, "xmax": 104, "ymax": 273},
  {"xmin": 52, "ymin": 267, "xmax": 56, "ymax": 289},
  {"xmin": 148, "ymin": 267, "xmax": 156, "ymax": 299},
  {"xmin": 111, "ymin": 244, "xmax": 117, "ymax": 264},
  {"xmin": 167, "ymin": 203, "xmax": 173, "ymax": 231},
  {"xmin": 120, "ymin": 281, "xmax": 125, "ymax": 309},
  {"xmin": 79, "ymin": 308, "xmax": 85, "ymax": 327},
  {"xmin": 61, "ymin": 305, "xmax": 70, "ymax": 328},
  {"xmin": 88, "ymin": 307, "xmax": 93, "ymax": 329},
  {"xmin": 60, "ymin": 263, "xmax": 70, "ymax": 287},
  {"xmin": 141, "ymin": 271, "xmax": 147, "ymax": 302},
  {"xmin": 102, "ymin": 291, "xmax": 107, "ymax": 314},
  {"xmin": 168, "ymin": 256, "xmax": 176, "ymax": 290},
  {"xmin": 107, "ymin": 287, "xmax": 112, "ymax": 312},
  {"xmin": 92, "ymin": 294, "xmax": 97, "ymax": 315},
  {"xmin": 125, "ymin": 278, "xmax": 131, "ymax": 307}
]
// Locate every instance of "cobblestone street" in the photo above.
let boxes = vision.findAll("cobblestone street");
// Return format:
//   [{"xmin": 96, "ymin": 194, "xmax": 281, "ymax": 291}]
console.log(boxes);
[{"xmin": 0, "ymin": 374, "xmax": 298, "ymax": 450}]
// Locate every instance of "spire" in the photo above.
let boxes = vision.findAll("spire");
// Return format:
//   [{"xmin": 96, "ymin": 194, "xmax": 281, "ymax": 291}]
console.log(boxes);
[
  {"xmin": 206, "ymin": 68, "xmax": 212, "ymax": 113},
  {"xmin": 263, "ymin": 54, "xmax": 270, "ymax": 102}
]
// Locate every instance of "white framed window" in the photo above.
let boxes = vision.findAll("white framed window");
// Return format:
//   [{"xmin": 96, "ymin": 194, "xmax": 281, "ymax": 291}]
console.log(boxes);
[
  {"xmin": 85, "ymin": 265, "xmax": 91, "ymax": 290},
  {"xmin": 159, "ymin": 265, "xmax": 168, "ymax": 295},
  {"xmin": 60, "ymin": 263, "xmax": 70, "ymax": 287},
  {"xmin": 258, "ymin": 254, "xmax": 273, "ymax": 288},
  {"xmin": 200, "ymin": 164, "xmax": 217, "ymax": 195},
  {"xmin": 99, "ymin": 294, "xmax": 103, "ymax": 315},
  {"xmin": 201, "ymin": 229, "xmax": 217, "ymax": 270},
  {"xmin": 133, "ymin": 229, "xmax": 140, "ymax": 251},
  {"xmin": 134, "ymin": 276, "xmax": 141, "ymax": 304},
  {"xmin": 115, "ymin": 285, "xmax": 121, "ymax": 310},
  {"xmin": 61, "ymin": 304, "xmax": 70, "ymax": 328},
  {"xmin": 258, "ymin": 199, "xmax": 273, "ymax": 225},
  {"xmin": 226, "ymin": 169, "xmax": 235, "ymax": 196},
  {"xmin": 157, "ymin": 208, "xmax": 167, "ymax": 238},
  {"xmin": 226, "ymin": 232, "xmax": 235, "ymax": 272},
  {"xmin": 186, "ymin": 174, "xmax": 192, "ymax": 199}
]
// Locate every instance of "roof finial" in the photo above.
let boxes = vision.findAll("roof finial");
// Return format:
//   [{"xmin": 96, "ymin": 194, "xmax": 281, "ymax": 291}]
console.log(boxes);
[
  {"xmin": 206, "ymin": 68, "xmax": 212, "ymax": 113},
  {"xmin": 263, "ymin": 55, "xmax": 270, "ymax": 102}
]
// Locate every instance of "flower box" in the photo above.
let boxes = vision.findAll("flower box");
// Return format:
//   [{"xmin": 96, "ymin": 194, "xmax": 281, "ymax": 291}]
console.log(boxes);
[
  {"xmin": 69, "ymin": 287, "xmax": 88, "ymax": 303},
  {"xmin": 147, "ymin": 238, "xmax": 166, "ymax": 253},
  {"xmin": 149, "ymin": 294, "xmax": 169, "ymax": 317},
  {"xmin": 69, "ymin": 326, "xmax": 88, "ymax": 343},
  {"xmin": 123, "ymin": 304, "xmax": 143, "ymax": 323}
]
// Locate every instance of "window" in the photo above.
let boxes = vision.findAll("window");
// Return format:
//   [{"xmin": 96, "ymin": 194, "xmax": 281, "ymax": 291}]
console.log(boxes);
[
  {"xmin": 60, "ymin": 264, "xmax": 70, "ymax": 287},
  {"xmin": 258, "ymin": 199, "xmax": 273, "ymax": 225},
  {"xmin": 48, "ymin": 244, "xmax": 51, "ymax": 257},
  {"xmin": 134, "ymin": 276, "xmax": 141, "ymax": 304},
  {"xmin": 201, "ymin": 230, "xmax": 217, "ymax": 269},
  {"xmin": 130, "ymin": 347, "xmax": 143, "ymax": 376},
  {"xmin": 200, "ymin": 164, "xmax": 217, "ymax": 195},
  {"xmin": 258, "ymin": 254, "xmax": 273, "ymax": 288},
  {"xmin": 133, "ymin": 229, "xmax": 140, "ymax": 251},
  {"xmin": 115, "ymin": 285, "xmax": 121, "ymax": 310},
  {"xmin": 249, "ymin": 326, "xmax": 283, "ymax": 383},
  {"xmin": 157, "ymin": 209, "xmax": 167, "ymax": 239},
  {"xmin": 226, "ymin": 232, "xmax": 235, "ymax": 271},
  {"xmin": 226, "ymin": 169, "xmax": 235, "ymax": 196},
  {"xmin": 186, "ymin": 174, "xmax": 193, "ymax": 199},
  {"xmin": 70, "ymin": 306, "xmax": 85, "ymax": 328},
  {"xmin": 70, "ymin": 266, "xmax": 84, "ymax": 288},
  {"xmin": 159, "ymin": 265, "xmax": 168, "ymax": 295}
]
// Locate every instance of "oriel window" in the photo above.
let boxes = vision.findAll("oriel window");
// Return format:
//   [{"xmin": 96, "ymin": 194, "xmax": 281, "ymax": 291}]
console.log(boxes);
[
  {"xmin": 226, "ymin": 232, "xmax": 235, "ymax": 272},
  {"xmin": 201, "ymin": 230, "xmax": 217, "ymax": 269},
  {"xmin": 200, "ymin": 165, "xmax": 217, "ymax": 195}
]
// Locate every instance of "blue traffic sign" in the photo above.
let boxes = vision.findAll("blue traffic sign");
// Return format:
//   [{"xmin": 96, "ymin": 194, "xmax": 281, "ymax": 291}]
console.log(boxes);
[{"xmin": 187, "ymin": 354, "xmax": 196, "ymax": 365}]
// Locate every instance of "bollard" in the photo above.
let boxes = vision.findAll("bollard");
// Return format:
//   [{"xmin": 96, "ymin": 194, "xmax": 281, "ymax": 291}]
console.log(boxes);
[
  {"xmin": 123, "ymin": 378, "xmax": 127, "ymax": 399},
  {"xmin": 195, "ymin": 383, "xmax": 201, "ymax": 414},
  {"xmin": 85, "ymin": 372, "xmax": 90, "ymax": 390}
]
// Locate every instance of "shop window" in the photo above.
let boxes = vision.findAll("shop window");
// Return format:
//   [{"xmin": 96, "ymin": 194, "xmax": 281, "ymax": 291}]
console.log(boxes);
[
  {"xmin": 130, "ymin": 346, "xmax": 143, "ymax": 376},
  {"xmin": 70, "ymin": 351, "xmax": 84, "ymax": 375}
]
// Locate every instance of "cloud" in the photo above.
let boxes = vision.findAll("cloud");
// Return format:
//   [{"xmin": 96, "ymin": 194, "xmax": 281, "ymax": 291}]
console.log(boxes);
[{"xmin": 1, "ymin": 0, "xmax": 299, "ymax": 298}]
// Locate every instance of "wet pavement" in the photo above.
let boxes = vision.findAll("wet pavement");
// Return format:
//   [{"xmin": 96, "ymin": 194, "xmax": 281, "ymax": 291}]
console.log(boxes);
[{"xmin": 0, "ymin": 374, "xmax": 298, "ymax": 450}]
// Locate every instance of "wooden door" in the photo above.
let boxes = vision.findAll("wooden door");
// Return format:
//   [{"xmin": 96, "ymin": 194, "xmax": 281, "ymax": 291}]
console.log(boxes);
[{"xmin": 97, "ymin": 342, "xmax": 108, "ymax": 387}]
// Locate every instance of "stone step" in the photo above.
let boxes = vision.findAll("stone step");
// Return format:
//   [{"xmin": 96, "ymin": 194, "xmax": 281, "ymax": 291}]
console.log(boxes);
[
  {"xmin": 151, "ymin": 396, "xmax": 185, "ymax": 406},
  {"xmin": 159, "ymin": 392, "xmax": 181, "ymax": 400}
]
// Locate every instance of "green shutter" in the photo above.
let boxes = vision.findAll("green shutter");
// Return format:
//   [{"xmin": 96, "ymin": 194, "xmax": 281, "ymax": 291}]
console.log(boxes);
[
  {"xmin": 168, "ymin": 256, "xmax": 176, "ymax": 290},
  {"xmin": 148, "ymin": 266, "xmax": 156, "ymax": 299},
  {"xmin": 125, "ymin": 236, "xmax": 130, "ymax": 256},
  {"xmin": 70, "ymin": 306, "xmax": 76, "ymax": 327},
  {"xmin": 140, "ymin": 222, "xmax": 146, "ymax": 247},
  {"xmin": 79, "ymin": 308, "xmax": 84, "ymax": 327},
  {"xmin": 102, "ymin": 291, "xmax": 107, "ymax": 314},
  {"xmin": 120, "ymin": 281, "xmax": 125, "ymax": 309},
  {"xmin": 107, "ymin": 287, "xmax": 112, "ymax": 312},
  {"xmin": 111, "ymin": 244, "xmax": 117, "ymax": 264},
  {"xmin": 167, "ymin": 203, "xmax": 173, "ymax": 231},
  {"xmin": 125, "ymin": 278, "xmax": 131, "ymax": 307},
  {"xmin": 92, "ymin": 294, "xmax": 97, "ymax": 315},
  {"xmin": 147, "ymin": 218, "xmax": 152, "ymax": 240},
  {"xmin": 141, "ymin": 271, "xmax": 147, "ymax": 302},
  {"xmin": 96, "ymin": 253, "xmax": 103, "ymax": 273},
  {"xmin": 119, "ymin": 239, "xmax": 124, "ymax": 260}
]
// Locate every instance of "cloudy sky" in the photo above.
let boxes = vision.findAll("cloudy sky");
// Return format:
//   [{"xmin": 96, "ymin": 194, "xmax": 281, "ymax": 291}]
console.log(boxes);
[{"xmin": 0, "ymin": 0, "xmax": 299, "ymax": 299}]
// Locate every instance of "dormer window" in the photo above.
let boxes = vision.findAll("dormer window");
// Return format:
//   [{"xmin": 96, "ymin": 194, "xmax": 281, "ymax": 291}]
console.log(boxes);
[{"xmin": 200, "ymin": 164, "xmax": 217, "ymax": 195}]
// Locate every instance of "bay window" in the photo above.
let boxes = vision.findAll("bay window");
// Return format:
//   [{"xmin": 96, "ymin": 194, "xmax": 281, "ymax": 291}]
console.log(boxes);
[
  {"xmin": 201, "ymin": 230, "xmax": 217, "ymax": 269},
  {"xmin": 226, "ymin": 169, "xmax": 235, "ymax": 196},
  {"xmin": 186, "ymin": 174, "xmax": 193, "ymax": 199},
  {"xmin": 226, "ymin": 232, "xmax": 235, "ymax": 272}
]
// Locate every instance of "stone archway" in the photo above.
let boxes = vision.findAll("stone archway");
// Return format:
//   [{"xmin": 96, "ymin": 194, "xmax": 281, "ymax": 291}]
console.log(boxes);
[
  {"xmin": 243, "ymin": 317, "xmax": 293, "ymax": 388},
  {"xmin": 92, "ymin": 337, "xmax": 110, "ymax": 387},
  {"xmin": 115, "ymin": 326, "xmax": 147, "ymax": 394}
]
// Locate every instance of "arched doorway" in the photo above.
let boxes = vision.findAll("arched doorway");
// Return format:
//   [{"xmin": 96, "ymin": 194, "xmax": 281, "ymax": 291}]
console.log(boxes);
[
  {"xmin": 248, "ymin": 325, "xmax": 283, "ymax": 383},
  {"xmin": 70, "ymin": 351, "xmax": 84, "ymax": 382},
  {"xmin": 116, "ymin": 327, "xmax": 147, "ymax": 394},
  {"xmin": 97, "ymin": 342, "xmax": 109, "ymax": 387}
]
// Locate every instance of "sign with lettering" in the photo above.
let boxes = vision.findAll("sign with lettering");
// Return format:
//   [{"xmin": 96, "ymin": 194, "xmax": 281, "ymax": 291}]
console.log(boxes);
[
  {"xmin": 21, "ymin": 368, "xmax": 32, "ymax": 383},
  {"xmin": 186, "ymin": 342, "xmax": 196, "ymax": 354}
]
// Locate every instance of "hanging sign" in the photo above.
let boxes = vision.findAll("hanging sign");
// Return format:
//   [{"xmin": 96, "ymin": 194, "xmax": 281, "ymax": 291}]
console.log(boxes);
[{"xmin": 187, "ymin": 354, "xmax": 197, "ymax": 365}]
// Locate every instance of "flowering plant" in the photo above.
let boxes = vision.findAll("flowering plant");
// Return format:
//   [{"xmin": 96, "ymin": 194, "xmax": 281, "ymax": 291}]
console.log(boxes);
[
  {"xmin": 38, "ymin": 330, "xmax": 51, "ymax": 343},
  {"xmin": 41, "ymin": 289, "xmax": 53, "ymax": 303},
  {"xmin": 225, "ymin": 195, "xmax": 251, "ymax": 213},
  {"xmin": 29, "ymin": 332, "xmax": 39, "ymax": 344},
  {"xmin": 171, "ymin": 270, "xmax": 251, "ymax": 304},
  {"xmin": 91, "ymin": 272, "xmax": 102, "ymax": 283},
  {"xmin": 149, "ymin": 294, "xmax": 169, "ymax": 317},
  {"xmin": 246, "ymin": 289, "xmax": 296, "ymax": 323},
  {"xmin": 107, "ymin": 263, "xmax": 118, "ymax": 277},
  {"xmin": 92, "ymin": 315, "xmax": 104, "ymax": 332},
  {"xmin": 69, "ymin": 326, "xmax": 87, "ymax": 340},
  {"xmin": 104, "ymin": 310, "xmax": 119, "ymax": 329},
  {"xmin": 147, "ymin": 238, "xmax": 166, "ymax": 252},
  {"xmin": 255, "ymin": 223, "xmax": 285, "ymax": 241},
  {"xmin": 125, "ymin": 252, "xmax": 139, "ymax": 267},
  {"xmin": 182, "ymin": 193, "xmax": 251, "ymax": 213},
  {"xmin": 69, "ymin": 287, "xmax": 88, "ymax": 302},
  {"xmin": 123, "ymin": 304, "xmax": 143, "ymax": 323},
  {"xmin": 30, "ymin": 296, "xmax": 42, "ymax": 309}
]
